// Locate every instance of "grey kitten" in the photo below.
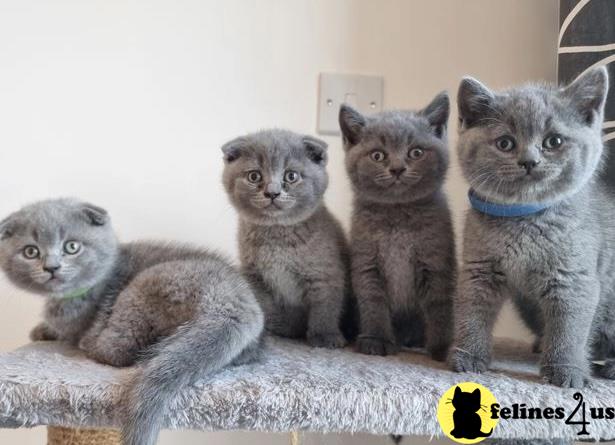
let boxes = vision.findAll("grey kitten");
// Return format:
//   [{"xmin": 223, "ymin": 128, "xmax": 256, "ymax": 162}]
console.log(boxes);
[
  {"xmin": 339, "ymin": 92, "xmax": 456, "ymax": 359},
  {"xmin": 222, "ymin": 129, "xmax": 350, "ymax": 348},
  {"xmin": 0, "ymin": 199, "xmax": 264, "ymax": 445},
  {"xmin": 449, "ymin": 66, "xmax": 615, "ymax": 388}
]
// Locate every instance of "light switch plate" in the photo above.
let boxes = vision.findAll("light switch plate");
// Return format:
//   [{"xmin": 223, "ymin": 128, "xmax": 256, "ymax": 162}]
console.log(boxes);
[{"xmin": 317, "ymin": 72, "xmax": 383, "ymax": 135}]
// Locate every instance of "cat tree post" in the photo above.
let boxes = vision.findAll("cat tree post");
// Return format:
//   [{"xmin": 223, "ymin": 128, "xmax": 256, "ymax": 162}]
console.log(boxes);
[{"xmin": 47, "ymin": 426, "xmax": 121, "ymax": 445}]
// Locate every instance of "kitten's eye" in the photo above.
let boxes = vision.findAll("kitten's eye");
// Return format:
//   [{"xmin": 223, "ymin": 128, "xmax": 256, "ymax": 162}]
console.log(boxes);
[
  {"xmin": 23, "ymin": 246, "xmax": 40, "ymax": 260},
  {"xmin": 64, "ymin": 241, "xmax": 81, "ymax": 255},
  {"xmin": 495, "ymin": 136, "xmax": 516, "ymax": 152},
  {"xmin": 543, "ymin": 134, "xmax": 564, "ymax": 150},
  {"xmin": 370, "ymin": 150, "xmax": 386, "ymax": 162},
  {"xmin": 408, "ymin": 148, "xmax": 424, "ymax": 160},
  {"xmin": 247, "ymin": 171, "xmax": 262, "ymax": 183},
  {"xmin": 284, "ymin": 170, "xmax": 300, "ymax": 184}
]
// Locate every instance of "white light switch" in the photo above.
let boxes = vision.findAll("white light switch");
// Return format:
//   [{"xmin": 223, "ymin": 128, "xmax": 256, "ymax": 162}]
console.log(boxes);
[{"xmin": 317, "ymin": 73, "xmax": 383, "ymax": 135}]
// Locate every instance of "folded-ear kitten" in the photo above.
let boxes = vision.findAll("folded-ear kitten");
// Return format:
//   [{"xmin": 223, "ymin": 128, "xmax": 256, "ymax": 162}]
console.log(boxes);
[
  {"xmin": 221, "ymin": 129, "xmax": 351, "ymax": 348},
  {"xmin": 0, "ymin": 198, "xmax": 264, "ymax": 445}
]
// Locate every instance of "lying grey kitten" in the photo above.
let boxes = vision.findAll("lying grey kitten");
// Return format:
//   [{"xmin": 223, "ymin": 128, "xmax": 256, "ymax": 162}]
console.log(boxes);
[
  {"xmin": 222, "ymin": 129, "xmax": 350, "ymax": 348},
  {"xmin": 339, "ymin": 93, "xmax": 456, "ymax": 359},
  {"xmin": 0, "ymin": 199, "xmax": 264, "ymax": 445},
  {"xmin": 449, "ymin": 66, "xmax": 614, "ymax": 388}
]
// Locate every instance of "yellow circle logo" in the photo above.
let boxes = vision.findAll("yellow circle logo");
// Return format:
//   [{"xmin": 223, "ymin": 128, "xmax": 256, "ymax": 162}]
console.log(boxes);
[{"xmin": 437, "ymin": 382, "xmax": 499, "ymax": 443}]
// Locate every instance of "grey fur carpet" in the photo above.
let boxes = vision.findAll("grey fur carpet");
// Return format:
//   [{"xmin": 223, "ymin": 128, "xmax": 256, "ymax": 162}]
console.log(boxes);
[{"xmin": 0, "ymin": 337, "xmax": 614, "ymax": 441}]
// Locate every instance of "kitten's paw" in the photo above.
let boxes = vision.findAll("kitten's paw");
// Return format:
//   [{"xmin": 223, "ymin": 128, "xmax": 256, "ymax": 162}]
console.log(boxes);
[
  {"xmin": 427, "ymin": 342, "xmax": 450, "ymax": 362},
  {"xmin": 78, "ymin": 333, "xmax": 98, "ymax": 352},
  {"xmin": 448, "ymin": 348, "xmax": 489, "ymax": 373},
  {"xmin": 307, "ymin": 331, "xmax": 347, "ymax": 349},
  {"xmin": 541, "ymin": 364, "xmax": 588, "ymax": 388},
  {"xmin": 29, "ymin": 323, "xmax": 57, "ymax": 341},
  {"xmin": 356, "ymin": 336, "xmax": 399, "ymax": 356}
]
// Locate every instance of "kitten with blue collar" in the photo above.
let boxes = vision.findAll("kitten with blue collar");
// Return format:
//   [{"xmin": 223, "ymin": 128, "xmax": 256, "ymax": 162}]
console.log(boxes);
[{"xmin": 449, "ymin": 67, "xmax": 615, "ymax": 388}]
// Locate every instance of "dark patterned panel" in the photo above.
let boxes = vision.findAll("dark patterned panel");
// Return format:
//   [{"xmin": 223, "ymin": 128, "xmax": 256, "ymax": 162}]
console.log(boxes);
[{"xmin": 558, "ymin": 0, "xmax": 615, "ymax": 186}]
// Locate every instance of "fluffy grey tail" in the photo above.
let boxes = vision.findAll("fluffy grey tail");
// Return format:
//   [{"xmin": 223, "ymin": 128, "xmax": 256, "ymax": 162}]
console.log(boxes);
[{"xmin": 121, "ymin": 314, "xmax": 261, "ymax": 445}]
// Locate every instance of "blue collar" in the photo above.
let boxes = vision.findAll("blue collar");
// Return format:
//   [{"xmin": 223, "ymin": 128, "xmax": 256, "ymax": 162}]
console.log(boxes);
[{"xmin": 468, "ymin": 189, "xmax": 552, "ymax": 217}]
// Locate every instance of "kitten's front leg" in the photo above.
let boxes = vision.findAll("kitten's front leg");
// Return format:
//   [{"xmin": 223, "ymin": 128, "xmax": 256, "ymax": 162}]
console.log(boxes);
[
  {"xmin": 539, "ymin": 278, "xmax": 598, "ymax": 388},
  {"xmin": 305, "ymin": 279, "xmax": 347, "ymax": 349},
  {"xmin": 29, "ymin": 322, "xmax": 58, "ymax": 341},
  {"xmin": 449, "ymin": 262, "xmax": 505, "ymax": 373},
  {"xmin": 245, "ymin": 271, "xmax": 307, "ymax": 338},
  {"xmin": 418, "ymin": 269, "xmax": 455, "ymax": 361},
  {"xmin": 353, "ymin": 253, "xmax": 398, "ymax": 356}
]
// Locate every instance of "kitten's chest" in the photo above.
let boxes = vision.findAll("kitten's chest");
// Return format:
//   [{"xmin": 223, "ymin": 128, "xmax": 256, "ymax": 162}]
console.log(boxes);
[
  {"xmin": 242, "ymin": 227, "xmax": 311, "ymax": 304},
  {"xmin": 482, "ymin": 215, "xmax": 573, "ymax": 293},
  {"xmin": 44, "ymin": 298, "xmax": 99, "ymax": 342}
]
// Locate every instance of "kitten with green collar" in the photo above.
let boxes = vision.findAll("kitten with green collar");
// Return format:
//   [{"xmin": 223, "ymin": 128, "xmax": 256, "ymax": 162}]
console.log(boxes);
[
  {"xmin": 0, "ymin": 198, "xmax": 264, "ymax": 445},
  {"xmin": 339, "ymin": 93, "xmax": 456, "ymax": 359},
  {"xmin": 450, "ymin": 67, "xmax": 615, "ymax": 388}
]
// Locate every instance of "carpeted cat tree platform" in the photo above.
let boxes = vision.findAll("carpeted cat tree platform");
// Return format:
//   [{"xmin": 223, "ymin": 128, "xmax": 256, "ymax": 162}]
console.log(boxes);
[{"xmin": 1, "ymin": 337, "xmax": 614, "ymax": 444}]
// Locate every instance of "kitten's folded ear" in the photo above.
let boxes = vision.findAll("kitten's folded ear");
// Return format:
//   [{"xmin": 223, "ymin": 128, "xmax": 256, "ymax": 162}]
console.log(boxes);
[
  {"xmin": 339, "ymin": 104, "xmax": 366, "ymax": 147},
  {"xmin": 80, "ymin": 203, "xmax": 109, "ymax": 226},
  {"xmin": 421, "ymin": 91, "xmax": 450, "ymax": 138},
  {"xmin": 457, "ymin": 77, "xmax": 495, "ymax": 129},
  {"xmin": 561, "ymin": 66, "xmax": 609, "ymax": 126},
  {"xmin": 221, "ymin": 137, "xmax": 248, "ymax": 163},
  {"xmin": 303, "ymin": 135, "xmax": 328, "ymax": 165},
  {"xmin": 0, "ymin": 216, "xmax": 16, "ymax": 240}
]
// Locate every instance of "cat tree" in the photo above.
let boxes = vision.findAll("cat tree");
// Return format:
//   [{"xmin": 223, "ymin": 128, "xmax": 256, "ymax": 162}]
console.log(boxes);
[{"xmin": 1, "ymin": 337, "xmax": 614, "ymax": 444}]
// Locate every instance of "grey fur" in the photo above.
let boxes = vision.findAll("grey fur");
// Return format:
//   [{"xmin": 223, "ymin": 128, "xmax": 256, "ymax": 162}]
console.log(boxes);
[
  {"xmin": 0, "ymin": 198, "xmax": 264, "ymax": 445},
  {"xmin": 449, "ymin": 67, "xmax": 615, "ymax": 388},
  {"xmin": 339, "ymin": 93, "xmax": 456, "ymax": 359},
  {"xmin": 222, "ymin": 129, "xmax": 350, "ymax": 348}
]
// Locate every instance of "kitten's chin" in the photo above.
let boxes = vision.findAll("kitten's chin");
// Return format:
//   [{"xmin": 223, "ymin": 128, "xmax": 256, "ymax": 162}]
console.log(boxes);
[{"xmin": 244, "ymin": 203, "xmax": 320, "ymax": 226}]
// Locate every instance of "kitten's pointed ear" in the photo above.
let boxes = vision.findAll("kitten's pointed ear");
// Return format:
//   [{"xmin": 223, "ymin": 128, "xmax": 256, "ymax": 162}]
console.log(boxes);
[
  {"xmin": 561, "ymin": 66, "xmax": 609, "ymax": 126},
  {"xmin": 80, "ymin": 203, "xmax": 109, "ymax": 226},
  {"xmin": 454, "ymin": 386, "xmax": 462, "ymax": 396},
  {"xmin": 458, "ymin": 77, "xmax": 495, "ymax": 128},
  {"xmin": 0, "ymin": 216, "xmax": 15, "ymax": 240},
  {"xmin": 221, "ymin": 137, "xmax": 247, "ymax": 163},
  {"xmin": 421, "ymin": 91, "xmax": 450, "ymax": 138},
  {"xmin": 339, "ymin": 104, "xmax": 366, "ymax": 147},
  {"xmin": 472, "ymin": 388, "xmax": 481, "ymax": 398},
  {"xmin": 303, "ymin": 135, "xmax": 328, "ymax": 165}
]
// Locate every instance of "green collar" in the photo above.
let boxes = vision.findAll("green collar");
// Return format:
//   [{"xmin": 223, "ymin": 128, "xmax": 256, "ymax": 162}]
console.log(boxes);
[{"xmin": 60, "ymin": 288, "xmax": 91, "ymax": 301}]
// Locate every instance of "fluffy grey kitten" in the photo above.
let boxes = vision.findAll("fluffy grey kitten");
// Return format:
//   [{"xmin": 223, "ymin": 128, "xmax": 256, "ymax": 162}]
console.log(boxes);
[
  {"xmin": 0, "ymin": 199, "xmax": 264, "ymax": 445},
  {"xmin": 222, "ymin": 129, "xmax": 350, "ymax": 348},
  {"xmin": 449, "ymin": 67, "xmax": 615, "ymax": 388},
  {"xmin": 339, "ymin": 93, "xmax": 456, "ymax": 359}
]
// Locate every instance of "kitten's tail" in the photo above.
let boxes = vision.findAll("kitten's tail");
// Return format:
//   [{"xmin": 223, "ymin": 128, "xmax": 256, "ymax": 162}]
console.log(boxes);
[{"xmin": 121, "ymin": 311, "xmax": 263, "ymax": 445}]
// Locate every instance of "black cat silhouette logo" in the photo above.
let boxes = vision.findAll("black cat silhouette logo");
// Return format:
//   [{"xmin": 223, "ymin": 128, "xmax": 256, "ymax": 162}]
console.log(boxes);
[{"xmin": 437, "ymin": 382, "xmax": 499, "ymax": 444}]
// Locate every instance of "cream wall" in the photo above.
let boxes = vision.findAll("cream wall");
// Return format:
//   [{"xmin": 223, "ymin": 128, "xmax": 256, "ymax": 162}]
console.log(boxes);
[{"xmin": 0, "ymin": 1, "xmax": 558, "ymax": 443}]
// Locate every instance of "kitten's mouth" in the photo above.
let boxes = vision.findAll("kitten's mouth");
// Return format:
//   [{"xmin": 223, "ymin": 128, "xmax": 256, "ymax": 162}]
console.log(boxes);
[
  {"xmin": 384, "ymin": 176, "xmax": 419, "ymax": 188},
  {"xmin": 261, "ymin": 199, "xmax": 294, "ymax": 211},
  {"xmin": 46, "ymin": 276, "xmax": 64, "ymax": 285}
]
